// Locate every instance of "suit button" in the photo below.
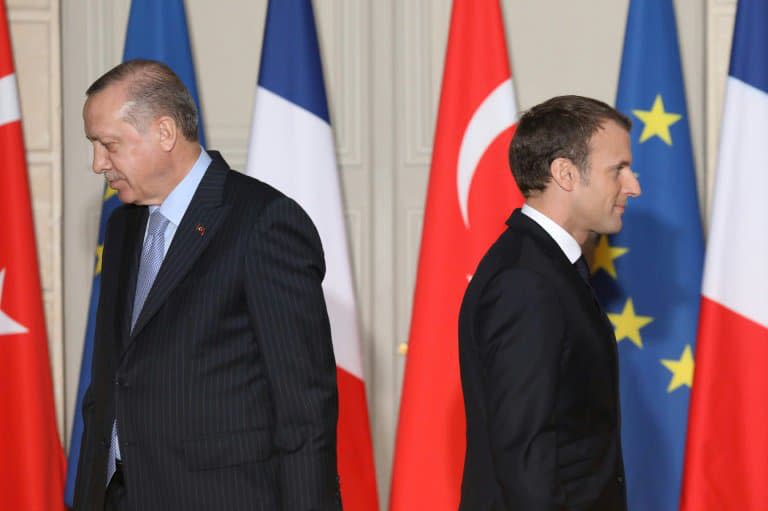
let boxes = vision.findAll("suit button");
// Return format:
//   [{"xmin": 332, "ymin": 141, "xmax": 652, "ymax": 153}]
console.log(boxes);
[
  {"xmin": 116, "ymin": 377, "xmax": 127, "ymax": 387},
  {"xmin": 617, "ymin": 475, "xmax": 625, "ymax": 485}
]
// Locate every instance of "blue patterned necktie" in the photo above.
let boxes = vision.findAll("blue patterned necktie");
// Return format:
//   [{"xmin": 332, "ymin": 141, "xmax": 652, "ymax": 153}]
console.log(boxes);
[
  {"xmin": 131, "ymin": 209, "xmax": 170, "ymax": 330},
  {"xmin": 107, "ymin": 209, "xmax": 169, "ymax": 484}
]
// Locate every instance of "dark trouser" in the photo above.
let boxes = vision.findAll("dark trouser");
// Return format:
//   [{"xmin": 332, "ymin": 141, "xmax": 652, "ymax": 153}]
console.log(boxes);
[{"xmin": 104, "ymin": 461, "xmax": 127, "ymax": 511}]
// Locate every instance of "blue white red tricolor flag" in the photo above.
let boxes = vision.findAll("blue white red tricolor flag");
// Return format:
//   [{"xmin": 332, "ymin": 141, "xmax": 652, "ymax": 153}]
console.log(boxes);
[
  {"xmin": 682, "ymin": 1, "xmax": 768, "ymax": 508},
  {"xmin": 245, "ymin": 1, "xmax": 379, "ymax": 509}
]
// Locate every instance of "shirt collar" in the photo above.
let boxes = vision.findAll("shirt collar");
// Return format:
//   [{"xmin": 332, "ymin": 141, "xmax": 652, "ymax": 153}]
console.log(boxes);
[
  {"xmin": 521, "ymin": 203, "xmax": 582, "ymax": 263},
  {"xmin": 150, "ymin": 148, "xmax": 212, "ymax": 224}
]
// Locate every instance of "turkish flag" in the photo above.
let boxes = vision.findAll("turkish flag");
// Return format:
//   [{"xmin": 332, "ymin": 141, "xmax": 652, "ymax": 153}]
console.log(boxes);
[
  {"xmin": 0, "ymin": 0, "xmax": 66, "ymax": 508},
  {"xmin": 389, "ymin": 1, "xmax": 522, "ymax": 509}
]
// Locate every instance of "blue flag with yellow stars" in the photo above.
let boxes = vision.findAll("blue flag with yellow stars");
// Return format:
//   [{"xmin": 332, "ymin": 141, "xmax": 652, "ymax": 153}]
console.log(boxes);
[
  {"xmin": 591, "ymin": 1, "xmax": 703, "ymax": 509},
  {"xmin": 64, "ymin": 0, "xmax": 206, "ymax": 505}
]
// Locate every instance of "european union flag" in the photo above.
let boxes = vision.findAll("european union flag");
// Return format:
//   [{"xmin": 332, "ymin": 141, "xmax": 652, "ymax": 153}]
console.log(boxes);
[
  {"xmin": 64, "ymin": 0, "xmax": 206, "ymax": 505},
  {"xmin": 591, "ymin": 1, "xmax": 703, "ymax": 509}
]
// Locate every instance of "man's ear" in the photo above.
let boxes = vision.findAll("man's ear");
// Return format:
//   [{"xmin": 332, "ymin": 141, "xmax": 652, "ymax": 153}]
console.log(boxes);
[
  {"xmin": 550, "ymin": 157, "xmax": 577, "ymax": 192},
  {"xmin": 156, "ymin": 116, "xmax": 178, "ymax": 152}
]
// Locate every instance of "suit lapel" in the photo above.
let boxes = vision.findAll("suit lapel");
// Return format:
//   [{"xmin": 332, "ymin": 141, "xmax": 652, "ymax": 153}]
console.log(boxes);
[
  {"xmin": 118, "ymin": 206, "xmax": 147, "ymax": 351},
  {"xmin": 508, "ymin": 209, "xmax": 621, "ymax": 397},
  {"xmin": 509, "ymin": 210, "xmax": 617, "ymax": 339},
  {"xmin": 128, "ymin": 154, "xmax": 232, "ymax": 342}
]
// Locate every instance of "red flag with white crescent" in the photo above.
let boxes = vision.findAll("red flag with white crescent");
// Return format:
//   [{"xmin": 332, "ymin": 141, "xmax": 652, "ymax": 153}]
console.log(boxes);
[
  {"xmin": 0, "ymin": 0, "xmax": 66, "ymax": 508},
  {"xmin": 389, "ymin": 0, "xmax": 522, "ymax": 508}
]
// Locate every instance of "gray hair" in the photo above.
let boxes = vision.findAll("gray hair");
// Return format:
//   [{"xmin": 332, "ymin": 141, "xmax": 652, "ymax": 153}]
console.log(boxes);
[{"xmin": 86, "ymin": 59, "xmax": 199, "ymax": 142}]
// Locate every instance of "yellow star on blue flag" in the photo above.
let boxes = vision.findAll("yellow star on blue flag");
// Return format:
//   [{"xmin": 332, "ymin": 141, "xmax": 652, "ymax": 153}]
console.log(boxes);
[
  {"xmin": 633, "ymin": 94, "xmax": 682, "ymax": 145},
  {"xmin": 661, "ymin": 344, "xmax": 694, "ymax": 392}
]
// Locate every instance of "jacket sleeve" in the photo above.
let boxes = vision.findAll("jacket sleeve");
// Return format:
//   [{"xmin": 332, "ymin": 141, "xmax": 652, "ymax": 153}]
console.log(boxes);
[
  {"xmin": 474, "ymin": 268, "xmax": 567, "ymax": 510},
  {"xmin": 244, "ymin": 195, "xmax": 341, "ymax": 511}
]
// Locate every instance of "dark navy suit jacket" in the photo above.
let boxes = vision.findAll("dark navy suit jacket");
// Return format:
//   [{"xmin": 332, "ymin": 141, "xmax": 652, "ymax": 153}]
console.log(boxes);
[
  {"xmin": 459, "ymin": 210, "xmax": 626, "ymax": 511},
  {"xmin": 73, "ymin": 152, "xmax": 340, "ymax": 511}
]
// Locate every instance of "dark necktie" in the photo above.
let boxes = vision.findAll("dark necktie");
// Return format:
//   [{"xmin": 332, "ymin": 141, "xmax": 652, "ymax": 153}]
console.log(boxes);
[{"xmin": 574, "ymin": 255, "xmax": 591, "ymax": 285}]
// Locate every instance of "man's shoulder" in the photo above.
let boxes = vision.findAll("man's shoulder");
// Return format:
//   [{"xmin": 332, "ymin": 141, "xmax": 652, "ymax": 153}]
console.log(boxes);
[
  {"xmin": 465, "ymin": 216, "xmax": 568, "ymax": 307},
  {"xmin": 225, "ymin": 167, "xmax": 284, "ymax": 202},
  {"xmin": 477, "ymin": 220, "xmax": 554, "ymax": 273},
  {"xmin": 205, "ymin": 151, "xmax": 286, "ymax": 210}
]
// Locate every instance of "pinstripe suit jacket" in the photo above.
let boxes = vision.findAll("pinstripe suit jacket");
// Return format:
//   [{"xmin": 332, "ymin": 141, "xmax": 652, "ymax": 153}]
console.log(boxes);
[{"xmin": 73, "ymin": 152, "xmax": 341, "ymax": 511}]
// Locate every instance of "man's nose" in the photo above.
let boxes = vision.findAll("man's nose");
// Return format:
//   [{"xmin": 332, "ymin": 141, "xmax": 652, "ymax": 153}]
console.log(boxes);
[
  {"xmin": 91, "ymin": 144, "xmax": 111, "ymax": 174},
  {"xmin": 624, "ymin": 169, "xmax": 641, "ymax": 198}
]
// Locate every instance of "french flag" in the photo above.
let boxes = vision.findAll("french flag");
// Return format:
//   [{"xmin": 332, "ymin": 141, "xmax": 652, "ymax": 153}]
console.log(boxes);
[
  {"xmin": 681, "ymin": 0, "xmax": 768, "ymax": 508},
  {"xmin": 245, "ymin": 1, "xmax": 379, "ymax": 509}
]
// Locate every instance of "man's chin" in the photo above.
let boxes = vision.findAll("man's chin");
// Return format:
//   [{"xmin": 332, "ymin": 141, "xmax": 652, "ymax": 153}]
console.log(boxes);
[
  {"xmin": 598, "ymin": 221, "xmax": 623, "ymax": 235},
  {"xmin": 115, "ymin": 189, "xmax": 135, "ymax": 205}
]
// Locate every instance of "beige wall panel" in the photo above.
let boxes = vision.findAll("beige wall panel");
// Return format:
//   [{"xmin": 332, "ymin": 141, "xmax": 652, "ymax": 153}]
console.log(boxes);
[
  {"xmin": 369, "ymin": 0, "xmax": 397, "ymax": 502},
  {"xmin": 28, "ymin": 163, "xmax": 53, "ymax": 285},
  {"xmin": 675, "ymin": 0, "xmax": 707, "ymax": 218},
  {"xmin": 314, "ymin": 0, "xmax": 371, "ymax": 305},
  {"xmin": 9, "ymin": 20, "xmax": 51, "ymax": 150},
  {"xmin": 186, "ymin": 1, "xmax": 264, "ymax": 168},
  {"xmin": 7, "ymin": 0, "xmax": 48, "ymax": 9},
  {"xmin": 706, "ymin": 0, "xmax": 736, "ymax": 225},
  {"xmin": 9, "ymin": 2, "xmax": 62, "ymax": 433},
  {"xmin": 400, "ymin": 0, "xmax": 450, "ymax": 166},
  {"xmin": 505, "ymin": 1, "xmax": 626, "ymax": 108},
  {"xmin": 316, "ymin": 1, "xmax": 365, "ymax": 166}
]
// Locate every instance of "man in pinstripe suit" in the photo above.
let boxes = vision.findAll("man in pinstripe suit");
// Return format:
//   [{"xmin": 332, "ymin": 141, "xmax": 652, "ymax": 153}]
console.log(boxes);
[{"xmin": 73, "ymin": 59, "xmax": 341, "ymax": 511}]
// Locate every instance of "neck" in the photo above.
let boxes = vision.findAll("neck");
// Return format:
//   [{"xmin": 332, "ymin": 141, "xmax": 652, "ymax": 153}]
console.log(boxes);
[
  {"xmin": 526, "ymin": 195, "xmax": 588, "ymax": 245},
  {"xmin": 150, "ymin": 143, "xmax": 201, "ymax": 206}
]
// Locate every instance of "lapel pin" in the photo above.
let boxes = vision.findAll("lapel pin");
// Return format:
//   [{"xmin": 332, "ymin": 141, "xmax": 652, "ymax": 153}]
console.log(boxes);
[{"xmin": 195, "ymin": 223, "xmax": 206, "ymax": 236}]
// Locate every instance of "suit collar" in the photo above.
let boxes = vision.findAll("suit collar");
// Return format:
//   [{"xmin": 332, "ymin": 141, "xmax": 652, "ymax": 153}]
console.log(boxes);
[
  {"xmin": 126, "ymin": 151, "xmax": 232, "ymax": 342},
  {"xmin": 520, "ymin": 204, "xmax": 582, "ymax": 263},
  {"xmin": 154, "ymin": 149, "xmax": 212, "ymax": 228},
  {"xmin": 506, "ymin": 208, "xmax": 569, "ymax": 261},
  {"xmin": 508, "ymin": 209, "xmax": 617, "ymax": 353}
]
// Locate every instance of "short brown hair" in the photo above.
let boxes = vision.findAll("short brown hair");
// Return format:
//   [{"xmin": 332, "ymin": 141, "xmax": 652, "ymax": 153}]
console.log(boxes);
[
  {"xmin": 86, "ymin": 59, "xmax": 199, "ymax": 142},
  {"xmin": 509, "ymin": 95, "xmax": 630, "ymax": 196}
]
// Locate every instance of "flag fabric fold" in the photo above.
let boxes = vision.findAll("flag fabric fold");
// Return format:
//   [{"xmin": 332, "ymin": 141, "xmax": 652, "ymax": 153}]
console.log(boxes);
[
  {"xmin": 592, "ymin": 2, "xmax": 704, "ymax": 510},
  {"xmin": 682, "ymin": 1, "xmax": 768, "ymax": 508},
  {"xmin": 0, "ymin": 0, "xmax": 66, "ymax": 508},
  {"xmin": 65, "ymin": 0, "xmax": 206, "ymax": 504},
  {"xmin": 389, "ymin": 1, "xmax": 521, "ymax": 509},
  {"xmin": 245, "ymin": 1, "xmax": 379, "ymax": 509}
]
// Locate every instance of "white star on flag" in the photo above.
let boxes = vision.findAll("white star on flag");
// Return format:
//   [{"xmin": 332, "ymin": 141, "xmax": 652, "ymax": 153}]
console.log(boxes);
[{"xmin": 0, "ymin": 268, "xmax": 28, "ymax": 335}]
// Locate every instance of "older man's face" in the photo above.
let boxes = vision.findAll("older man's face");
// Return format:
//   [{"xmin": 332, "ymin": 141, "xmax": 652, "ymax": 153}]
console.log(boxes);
[{"xmin": 83, "ymin": 83, "xmax": 165, "ymax": 205}]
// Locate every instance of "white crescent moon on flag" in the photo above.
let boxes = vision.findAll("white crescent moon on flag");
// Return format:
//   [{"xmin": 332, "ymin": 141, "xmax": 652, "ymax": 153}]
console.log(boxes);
[
  {"xmin": 457, "ymin": 78, "xmax": 516, "ymax": 228},
  {"xmin": 0, "ymin": 74, "xmax": 21, "ymax": 128},
  {"xmin": 0, "ymin": 269, "xmax": 28, "ymax": 336}
]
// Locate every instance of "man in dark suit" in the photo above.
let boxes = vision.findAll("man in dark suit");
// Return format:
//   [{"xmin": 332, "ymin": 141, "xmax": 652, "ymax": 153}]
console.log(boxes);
[
  {"xmin": 73, "ymin": 59, "xmax": 340, "ymax": 511},
  {"xmin": 458, "ymin": 95, "xmax": 641, "ymax": 510}
]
